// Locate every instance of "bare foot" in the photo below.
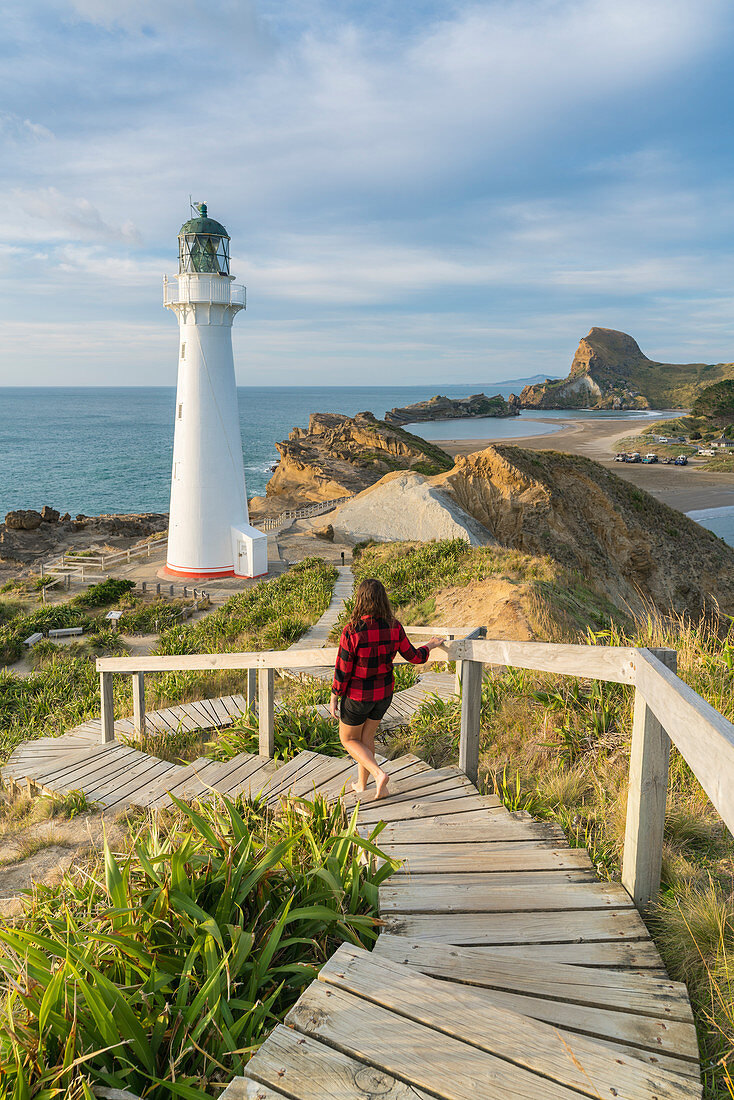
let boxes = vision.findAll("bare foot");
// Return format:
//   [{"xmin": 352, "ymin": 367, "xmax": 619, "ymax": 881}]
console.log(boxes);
[
  {"xmin": 350, "ymin": 781, "xmax": 367, "ymax": 794},
  {"xmin": 374, "ymin": 771, "xmax": 390, "ymax": 801}
]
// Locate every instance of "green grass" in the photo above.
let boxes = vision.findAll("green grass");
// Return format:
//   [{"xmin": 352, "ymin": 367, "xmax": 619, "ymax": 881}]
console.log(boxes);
[
  {"xmin": 0, "ymin": 794, "xmax": 396, "ymax": 1099},
  {"xmin": 0, "ymin": 559, "xmax": 337, "ymax": 766}
]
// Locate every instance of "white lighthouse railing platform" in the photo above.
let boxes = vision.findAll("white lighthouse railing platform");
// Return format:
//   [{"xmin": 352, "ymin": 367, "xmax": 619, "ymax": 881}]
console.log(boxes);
[{"xmin": 163, "ymin": 275, "xmax": 246, "ymax": 307}]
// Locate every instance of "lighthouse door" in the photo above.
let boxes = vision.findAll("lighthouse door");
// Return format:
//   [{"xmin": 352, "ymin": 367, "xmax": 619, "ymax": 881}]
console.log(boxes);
[{"xmin": 237, "ymin": 539, "xmax": 251, "ymax": 576}]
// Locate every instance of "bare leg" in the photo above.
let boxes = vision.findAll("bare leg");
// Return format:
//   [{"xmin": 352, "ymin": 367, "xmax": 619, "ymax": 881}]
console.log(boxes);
[
  {"xmin": 360, "ymin": 718, "xmax": 389, "ymax": 799},
  {"xmin": 339, "ymin": 720, "xmax": 387, "ymax": 795}
]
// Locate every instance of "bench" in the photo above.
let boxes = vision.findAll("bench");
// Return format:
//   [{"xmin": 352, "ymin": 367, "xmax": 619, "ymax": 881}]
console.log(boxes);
[
  {"xmin": 48, "ymin": 626, "xmax": 84, "ymax": 639},
  {"xmin": 23, "ymin": 632, "xmax": 43, "ymax": 648}
]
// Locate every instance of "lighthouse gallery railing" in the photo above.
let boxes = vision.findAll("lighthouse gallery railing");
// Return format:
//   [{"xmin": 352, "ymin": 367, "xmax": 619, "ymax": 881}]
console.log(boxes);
[{"xmin": 163, "ymin": 275, "xmax": 246, "ymax": 307}]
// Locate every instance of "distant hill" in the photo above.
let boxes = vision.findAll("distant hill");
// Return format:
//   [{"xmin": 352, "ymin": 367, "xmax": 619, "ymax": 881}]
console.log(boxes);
[
  {"xmin": 520, "ymin": 328, "xmax": 734, "ymax": 410},
  {"xmin": 691, "ymin": 379, "xmax": 734, "ymax": 423}
]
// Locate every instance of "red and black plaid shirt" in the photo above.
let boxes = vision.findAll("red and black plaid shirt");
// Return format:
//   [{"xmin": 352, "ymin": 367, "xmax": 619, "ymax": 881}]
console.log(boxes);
[{"xmin": 331, "ymin": 617, "xmax": 430, "ymax": 702}]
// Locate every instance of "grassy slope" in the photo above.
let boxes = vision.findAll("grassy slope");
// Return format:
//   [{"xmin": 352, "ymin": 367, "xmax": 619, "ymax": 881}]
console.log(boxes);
[
  {"xmin": 0, "ymin": 559, "xmax": 337, "ymax": 765},
  {"xmin": 355, "ymin": 539, "xmax": 734, "ymax": 1099}
]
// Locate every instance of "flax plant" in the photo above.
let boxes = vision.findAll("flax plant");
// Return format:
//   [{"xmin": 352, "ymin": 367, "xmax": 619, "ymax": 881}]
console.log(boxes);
[{"xmin": 0, "ymin": 795, "xmax": 395, "ymax": 1099}]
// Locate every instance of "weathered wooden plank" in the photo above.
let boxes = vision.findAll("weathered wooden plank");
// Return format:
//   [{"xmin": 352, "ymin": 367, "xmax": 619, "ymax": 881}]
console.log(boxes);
[
  {"xmin": 287, "ymin": 981, "xmax": 588, "ymax": 1100},
  {"xmin": 344, "ymin": 773, "xmax": 476, "ymax": 811},
  {"xmin": 459, "ymin": 657, "xmax": 483, "ymax": 785},
  {"xmin": 364, "ymin": 819, "xmax": 566, "ymax": 845},
  {"xmin": 184, "ymin": 699, "xmax": 217, "ymax": 728},
  {"xmin": 376, "ymin": 869, "xmax": 599, "ymax": 887},
  {"xmin": 318, "ymin": 944, "xmax": 700, "ymax": 1100},
  {"xmin": 356, "ymin": 796, "xmax": 507, "ymax": 826},
  {"xmin": 83, "ymin": 755, "xmax": 177, "ymax": 805},
  {"xmin": 377, "ymin": 844, "xmax": 593, "ymax": 873},
  {"xmin": 97, "ymin": 644, "xmax": 454, "ymax": 674},
  {"xmin": 285, "ymin": 756, "xmax": 351, "ymax": 800},
  {"xmin": 258, "ymin": 670, "xmax": 275, "ymax": 758},
  {"xmin": 162, "ymin": 704, "xmax": 201, "ymax": 733},
  {"xmin": 382, "ymin": 907, "xmax": 649, "ymax": 944},
  {"xmin": 634, "ymin": 649, "xmax": 734, "ymax": 840},
  {"xmin": 379, "ymin": 880, "xmax": 634, "ymax": 914},
  {"xmin": 100, "ymin": 671, "xmax": 115, "ymax": 743},
  {"xmin": 220, "ymin": 760, "xmax": 281, "ymax": 799},
  {"xmin": 467, "ymin": 940, "xmax": 665, "ymax": 969},
  {"xmin": 29, "ymin": 745, "xmax": 136, "ymax": 788},
  {"xmin": 373, "ymin": 936, "xmax": 693, "ymax": 1020},
  {"xmin": 453, "ymin": 639, "xmax": 638, "ymax": 685},
  {"xmin": 132, "ymin": 671, "xmax": 146, "ymax": 736},
  {"xmin": 244, "ymin": 1025, "xmax": 436, "ymax": 1100},
  {"xmin": 205, "ymin": 696, "xmax": 232, "ymax": 725},
  {"xmin": 107, "ymin": 760, "xmax": 183, "ymax": 810}
]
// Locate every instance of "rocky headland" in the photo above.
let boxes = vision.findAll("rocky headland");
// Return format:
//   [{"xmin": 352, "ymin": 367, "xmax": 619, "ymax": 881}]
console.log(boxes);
[
  {"xmin": 520, "ymin": 327, "xmax": 734, "ymax": 410},
  {"xmin": 384, "ymin": 392, "xmax": 519, "ymax": 425},
  {"xmin": 250, "ymin": 412, "xmax": 453, "ymax": 515},
  {"xmin": 295, "ymin": 441, "xmax": 734, "ymax": 618}
]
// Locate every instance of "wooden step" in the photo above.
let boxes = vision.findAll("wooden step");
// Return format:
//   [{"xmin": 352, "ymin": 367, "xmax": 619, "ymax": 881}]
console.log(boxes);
[{"xmin": 311, "ymin": 943, "xmax": 700, "ymax": 1092}]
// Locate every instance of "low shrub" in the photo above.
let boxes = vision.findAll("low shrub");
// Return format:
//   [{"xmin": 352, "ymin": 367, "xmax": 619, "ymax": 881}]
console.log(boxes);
[{"xmin": 72, "ymin": 578, "xmax": 136, "ymax": 608}]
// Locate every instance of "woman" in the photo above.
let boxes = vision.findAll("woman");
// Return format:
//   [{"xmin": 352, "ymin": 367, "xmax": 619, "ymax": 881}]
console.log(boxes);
[{"xmin": 329, "ymin": 578, "xmax": 445, "ymax": 800}]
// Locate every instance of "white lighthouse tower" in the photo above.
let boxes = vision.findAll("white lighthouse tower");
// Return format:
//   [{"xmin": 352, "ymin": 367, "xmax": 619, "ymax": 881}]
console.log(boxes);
[{"xmin": 162, "ymin": 204, "xmax": 267, "ymax": 579}]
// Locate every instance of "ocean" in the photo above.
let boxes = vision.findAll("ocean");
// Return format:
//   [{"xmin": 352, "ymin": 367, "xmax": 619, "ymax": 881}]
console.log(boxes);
[
  {"xmin": 0, "ymin": 387, "xmax": 732, "ymax": 549},
  {"xmin": 0, "ymin": 383, "xmax": 559, "ymax": 516}
]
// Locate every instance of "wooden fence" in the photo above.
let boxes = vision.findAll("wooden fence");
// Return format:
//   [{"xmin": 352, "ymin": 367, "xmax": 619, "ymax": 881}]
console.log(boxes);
[
  {"xmin": 97, "ymin": 635, "xmax": 734, "ymax": 913},
  {"xmin": 257, "ymin": 495, "xmax": 353, "ymax": 532}
]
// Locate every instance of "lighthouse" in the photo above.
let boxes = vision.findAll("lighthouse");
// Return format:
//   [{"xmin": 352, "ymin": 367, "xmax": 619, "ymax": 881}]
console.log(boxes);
[{"xmin": 162, "ymin": 204, "xmax": 268, "ymax": 579}]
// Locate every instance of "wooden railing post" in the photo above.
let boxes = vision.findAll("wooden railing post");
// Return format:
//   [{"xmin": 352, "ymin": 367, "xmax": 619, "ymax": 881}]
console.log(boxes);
[
  {"xmin": 459, "ymin": 655, "xmax": 484, "ymax": 786},
  {"xmin": 132, "ymin": 672, "xmax": 146, "ymax": 741},
  {"xmin": 100, "ymin": 672, "xmax": 115, "ymax": 743},
  {"xmin": 247, "ymin": 668, "xmax": 257, "ymax": 712},
  {"xmin": 258, "ymin": 668, "xmax": 275, "ymax": 758},
  {"xmin": 622, "ymin": 648, "xmax": 677, "ymax": 912},
  {"xmin": 455, "ymin": 626, "xmax": 486, "ymax": 697}
]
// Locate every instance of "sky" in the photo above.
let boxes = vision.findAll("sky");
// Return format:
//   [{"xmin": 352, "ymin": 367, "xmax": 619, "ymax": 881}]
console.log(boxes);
[{"xmin": 2, "ymin": 0, "xmax": 734, "ymax": 386}]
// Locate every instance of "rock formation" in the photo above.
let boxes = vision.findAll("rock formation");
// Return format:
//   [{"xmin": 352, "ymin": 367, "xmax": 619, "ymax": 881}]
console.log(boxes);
[
  {"xmin": 0, "ymin": 512, "xmax": 168, "ymax": 571},
  {"xmin": 252, "ymin": 412, "xmax": 453, "ymax": 513},
  {"xmin": 520, "ymin": 327, "xmax": 734, "ymax": 410},
  {"xmin": 434, "ymin": 445, "xmax": 734, "ymax": 617},
  {"xmin": 328, "ymin": 471, "xmax": 495, "ymax": 547},
  {"xmin": 384, "ymin": 392, "xmax": 519, "ymax": 425}
]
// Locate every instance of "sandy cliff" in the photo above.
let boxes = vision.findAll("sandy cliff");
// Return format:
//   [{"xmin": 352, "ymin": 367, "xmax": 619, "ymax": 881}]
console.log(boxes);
[
  {"xmin": 436, "ymin": 445, "xmax": 734, "ymax": 616},
  {"xmin": 252, "ymin": 412, "xmax": 453, "ymax": 513}
]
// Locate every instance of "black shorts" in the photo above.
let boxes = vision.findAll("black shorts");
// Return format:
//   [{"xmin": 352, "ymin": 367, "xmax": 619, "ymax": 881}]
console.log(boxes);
[{"xmin": 339, "ymin": 694, "xmax": 393, "ymax": 726}]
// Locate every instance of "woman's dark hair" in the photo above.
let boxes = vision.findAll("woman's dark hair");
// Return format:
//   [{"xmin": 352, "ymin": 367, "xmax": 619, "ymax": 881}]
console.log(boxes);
[{"xmin": 348, "ymin": 578, "xmax": 395, "ymax": 628}]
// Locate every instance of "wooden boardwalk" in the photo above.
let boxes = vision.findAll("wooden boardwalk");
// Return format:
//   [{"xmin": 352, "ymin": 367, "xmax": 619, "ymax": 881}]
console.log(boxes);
[
  {"xmin": 1, "ymin": 741, "xmax": 703, "ymax": 1094},
  {"xmin": 0, "ymin": 563, "xmax": 704, "ymax": 1096},
  {"xmin": 220, "ymin": 752, "xmax": 702, "ymax": 1099}
]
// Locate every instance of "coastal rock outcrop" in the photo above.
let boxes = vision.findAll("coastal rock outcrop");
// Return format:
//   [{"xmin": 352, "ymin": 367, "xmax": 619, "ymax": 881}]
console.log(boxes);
[
  {"xmin": 0, "ymin": 511, "xmax": 168, "ymax": 572},
  {"xmin": 327, "ymin": 471, "xmax": 495, "ymax": 547},
  {"xmin": 520, "ymin": 327, "xmax": 734, "ymax": 410},
  {"xmin": 4, "ymin": 510, "xmax": 43, "ymax": 531},
  {"xmin": 435, "ymin": 445, "xmax": 734, "ymax": 617},
  {"xmin": 384, "ymin": 392, "xmax": 519, "ymax": 426},
  {"xmin": 255, "ymin": 412, "xmax": 453, "ymax": 513}
]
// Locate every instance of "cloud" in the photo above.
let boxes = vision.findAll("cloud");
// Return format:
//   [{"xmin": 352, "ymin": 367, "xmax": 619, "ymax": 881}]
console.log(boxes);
[{"xmin": 0, "ymin": 0, "xmax": 733, "ymax": 384}]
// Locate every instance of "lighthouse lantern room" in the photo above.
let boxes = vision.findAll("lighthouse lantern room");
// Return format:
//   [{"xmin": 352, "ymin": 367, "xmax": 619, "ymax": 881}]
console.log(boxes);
[{"xmin": 163, "ymin": 204, "xmax": 267, "ymax": 579}]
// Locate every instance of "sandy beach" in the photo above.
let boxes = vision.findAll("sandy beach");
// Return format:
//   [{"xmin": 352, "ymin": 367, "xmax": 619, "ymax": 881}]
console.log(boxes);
[{"xmin": 439, "ymin": 415, "xmax": 734, "ymax": 513}]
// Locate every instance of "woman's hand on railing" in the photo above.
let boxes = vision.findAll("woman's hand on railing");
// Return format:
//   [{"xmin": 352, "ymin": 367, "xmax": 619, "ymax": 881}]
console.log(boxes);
[{"xmin": 425, "ymin": 636, "xmax": 447, "ymax": 651}]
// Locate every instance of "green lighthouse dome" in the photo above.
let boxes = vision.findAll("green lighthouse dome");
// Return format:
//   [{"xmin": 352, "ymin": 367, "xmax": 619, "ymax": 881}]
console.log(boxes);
[{"xmin": 178, "ymin": 203, "xmax": 231, "ymax": 275}]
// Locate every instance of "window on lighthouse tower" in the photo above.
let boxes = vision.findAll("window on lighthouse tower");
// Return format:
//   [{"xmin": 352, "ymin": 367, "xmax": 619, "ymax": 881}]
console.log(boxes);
[{"xmin": 178, "ymin": 233, "xmax": 230, "ymax": 275}]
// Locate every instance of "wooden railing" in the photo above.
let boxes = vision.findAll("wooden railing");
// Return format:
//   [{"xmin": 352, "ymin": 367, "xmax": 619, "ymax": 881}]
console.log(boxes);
[
  {"xmin": 97, "ymin": 635, "xmax": 734, "ymax": 913},
  {"xmin": 257, "ymin": 496, "xmax": 353, "ymax": 532}
]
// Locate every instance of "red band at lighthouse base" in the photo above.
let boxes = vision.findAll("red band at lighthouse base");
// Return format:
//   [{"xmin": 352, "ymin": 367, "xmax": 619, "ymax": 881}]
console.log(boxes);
[
  {"xmin": 162, "ymin": 563, "xmax": 269, "ymax": 580},
  {"xmin": 162, "ymin": 563, "xmax": 236, "ymax": 579}
]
